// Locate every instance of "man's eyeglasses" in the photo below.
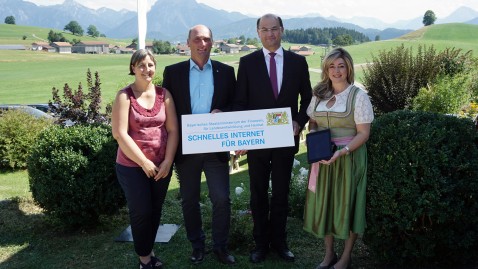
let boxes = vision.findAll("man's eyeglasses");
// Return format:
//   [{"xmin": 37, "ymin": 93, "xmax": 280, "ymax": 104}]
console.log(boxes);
[{"xmin": 259, "ymin": 27, "xmax": 281, "ymax": 33}]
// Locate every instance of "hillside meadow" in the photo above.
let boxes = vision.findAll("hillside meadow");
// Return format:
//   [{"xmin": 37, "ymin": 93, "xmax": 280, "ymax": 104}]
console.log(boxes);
[
  {"xmin": 1, "ymin": 22, "xmax": 478, "ymax": 268},
  {"xmin": 1, "ymin": 23, "xmax": 477, "ymax": 105}
]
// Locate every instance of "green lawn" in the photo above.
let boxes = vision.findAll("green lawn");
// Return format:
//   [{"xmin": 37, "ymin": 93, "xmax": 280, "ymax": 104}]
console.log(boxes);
[
  {"xmin": 2, "ymin": 23, "xmax": 477, "ymax": 106},
  {"xmin": 0, "ymin": 143, "xmax": 377, "ymax": 269},
  {"xmin": 1, "ymin": 22, "xmax": 477, "ymax": 268}
]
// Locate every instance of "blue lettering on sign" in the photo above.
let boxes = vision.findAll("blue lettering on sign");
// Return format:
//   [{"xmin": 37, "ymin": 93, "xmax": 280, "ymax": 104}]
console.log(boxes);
[
  {"xmin": 237, "ymin": 138, "xmax": 265, "ymax": 146},
  {"xmin": 188, "ymin": 133, "xmax": 228, "ymax": 141}
]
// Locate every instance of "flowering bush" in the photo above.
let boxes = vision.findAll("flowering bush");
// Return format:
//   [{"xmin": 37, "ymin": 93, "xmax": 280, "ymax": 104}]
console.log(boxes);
[
  {"xmin": 289, "ymin": 159, "xmax": 309, "ymax": 218},
  {"xmin": 229, "ymin": 182, "xmax": 253, "ymax": 251}
]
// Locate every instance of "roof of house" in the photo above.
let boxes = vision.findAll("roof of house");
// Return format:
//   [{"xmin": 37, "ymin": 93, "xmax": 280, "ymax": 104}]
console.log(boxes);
[
  {"xmin": 221, "ymin": 44, "xmax": 240, "ymax": 48},
  {"xmin": 32, "ymin": 42, "xmax": 49, "ymax": 46},
  {"xmin": 75, "ymin": 41, "xmax": 109, "ymax": 45},
  {"xmin": 290, "ymin": 45, "xmax": 312, "ymax": 51},
  {"xmin": 295, "ymin": 50, "xmax": 315, "ymax": 56},
  {"xmin": 176, "ymin": 44, "xmax": 190, "ymax": 50},
  {"xmin": 51, "ymin": 42, "xmax": 72, "ymax": 47}
]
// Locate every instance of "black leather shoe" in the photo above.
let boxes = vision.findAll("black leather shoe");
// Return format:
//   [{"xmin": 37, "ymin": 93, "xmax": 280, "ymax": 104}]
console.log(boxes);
[
  {"xmin": 249, "ymin": 247, "xmax": 268, "ymax": 263},
  {"xmin": 213, "ymin": 248, "xmax": 235, "ymax": 264},
  {"xmin": 190, "ymin": 248, "xmax": 205, "ymax": 264},
  {"xmin": 272, "ymin": 247, "xmax": 295, "ymax": 262}
]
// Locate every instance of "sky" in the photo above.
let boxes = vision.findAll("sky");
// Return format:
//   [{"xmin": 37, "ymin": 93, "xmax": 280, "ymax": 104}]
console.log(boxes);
[{"xmin": 26, "ymin": 0, "xmax": 478, "ymax": 23}]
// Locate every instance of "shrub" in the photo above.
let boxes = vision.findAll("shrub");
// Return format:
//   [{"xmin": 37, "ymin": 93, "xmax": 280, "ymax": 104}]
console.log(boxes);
[
  {"xmin": 364, "ymin": 46, "xmax": 476, "ymax": 116},
  {"xmin": 229, "ymin": 183, "xmax": 254, "ymax": 252},
  {"xmin": 412, "ymin": 73, "xmax": 471, "ymax": 115},
  {"xmin": 27, "ymin": 124, "xmax": 125, "ymax": 229},
  {"xmin": 412, "ymin": 53, "xmax": 478, "ymax": 117},
  {"xmin": 364, "ymin": 110, "xmax": 478, "ymax": 268},
  {"xmin": 0, "ymin": 109, "xmax": 53, "ymax": 170},
  {"xmin": 363, "ymin": 44, "xmax": 440, "ymax": 116},
  {"xmin": 437, "ymin": 48, "xmax": 472, "ymax": 77},
  {"xmin": 50, "ymin": 69, "xmax": 109, "ymax": 125},
  {"xmin": 288, "ymin": 162, "xmax": 308, "ymax": 219}
]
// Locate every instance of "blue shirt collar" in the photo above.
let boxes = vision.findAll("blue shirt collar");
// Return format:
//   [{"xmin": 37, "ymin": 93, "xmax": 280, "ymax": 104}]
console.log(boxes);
[{"xmin": 189, "ymin": 58, "xmax": 212, "ymax": 71}]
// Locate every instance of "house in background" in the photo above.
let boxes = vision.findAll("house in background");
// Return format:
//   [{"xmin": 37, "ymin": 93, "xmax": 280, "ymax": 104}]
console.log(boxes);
[
  {"xmin": 31, "ymin": 42, "xmax": 49, "ymax": 51},
  {"xmin": 220, "ymin": 43, "xmax": 240, "ymax": 54},
  {"xmin": 289, "ymin": 45, "xmax": 314, "ymax": 56},
  {"xmin": 176, "ymin": 44, "xmax": 191, "ymax": 56},
  {"xmin": 240, "ymin": 44, "xmax": 258, "ymax": 52},
  {"xmin": 126, "ymin": 42, "xmax": 154, "ymax": 52},
  {"xmin": 213, "ymin": 40, "xmax": 226, "ymax": 48},
  {"xmin": 72, "ymin": 41, "xmax": 109, "ymax": 54},
  {"xmin": 50, "ymin": 42, "xmax": 72, "ymax": 53}
]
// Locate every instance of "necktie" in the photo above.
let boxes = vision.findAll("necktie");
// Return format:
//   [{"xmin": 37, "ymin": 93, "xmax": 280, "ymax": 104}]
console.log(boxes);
[{"xmin": 269, "ymin": 52, "xmax": 278, "ymax": 99}]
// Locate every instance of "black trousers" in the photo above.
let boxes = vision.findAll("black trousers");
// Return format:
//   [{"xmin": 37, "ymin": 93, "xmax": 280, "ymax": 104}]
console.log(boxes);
[
  {"xmin": 247, "ymin": 147, "xmax": 295, "ymax": 249},
  {"xmin": 116, "ymin": 163, "xmax": 171, "ymax": 256},
  {"xmin": 175, "ymin": 153, "xmax": 231, "ymax": 250}
]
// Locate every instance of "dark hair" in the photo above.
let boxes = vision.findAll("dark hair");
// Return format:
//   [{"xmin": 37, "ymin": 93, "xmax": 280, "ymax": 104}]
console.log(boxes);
[
  {"xmin": 129, "ymin": 49, "xmax": 156, "ymax": 75},
  {"xmin": 256, "ymin": 14, "xmax": 283, "ymax": 29},
  {"xmin": 313, "ymin": 47, "xmax": 355, "ymax": 99}
]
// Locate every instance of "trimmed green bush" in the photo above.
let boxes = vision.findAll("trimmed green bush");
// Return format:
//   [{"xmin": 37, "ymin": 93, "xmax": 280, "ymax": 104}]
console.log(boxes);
[
  {"xmin": 0, "ymin": 109, "xmax": 53, "ymax": 170},
  {"xmin": 365, "ymin": 110, "xmax": 478, "ymax": 268},
  {"xmin": 27, "ymin": 124, "xmax": 125, "ymax": 229}
]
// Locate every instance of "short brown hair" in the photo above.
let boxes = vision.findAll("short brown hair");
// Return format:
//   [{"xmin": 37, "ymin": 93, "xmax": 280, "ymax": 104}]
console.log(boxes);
[{"xmin": 129, "ymin": 49, "xmax": 156, "ymax": 75}]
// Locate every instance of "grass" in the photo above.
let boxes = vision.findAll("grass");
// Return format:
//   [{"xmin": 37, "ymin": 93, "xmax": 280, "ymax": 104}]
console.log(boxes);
[
  {"xmin": 1, "ymin": 22, "xmax": 478, "ymax": 268},
  {"xmin": 2, "ymin": 23, "xmax": 477, "ymax": 105},
  {"xmin": 0, "ymin": 144, "xmax": 377, "ymax": 269}
]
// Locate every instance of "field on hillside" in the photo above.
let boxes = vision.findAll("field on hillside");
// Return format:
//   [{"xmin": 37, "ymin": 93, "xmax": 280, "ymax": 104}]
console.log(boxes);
[
  {"xmin": 0, "ymin": 23, "xmax": 477, "ymax": 105},
  {"xmin": 0, "ymin": 24, "xmax": 130, "ymax": 47}
]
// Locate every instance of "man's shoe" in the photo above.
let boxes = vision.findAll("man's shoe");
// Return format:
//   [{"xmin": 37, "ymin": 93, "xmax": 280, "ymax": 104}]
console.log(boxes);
[
  {"xmin": 190, "ymin": 248, "xmax": 205, "ymax": 264},
  {"xmin": 249, "ymin": 247, "xmax": 268, "ymax": 263},
  {"xmin": 272, "ymin": 246, "xmax": 295, "ymax": 262},
  {"xmin": 213, "ymin": 248, "xmax": 235, "ymax": 264}
]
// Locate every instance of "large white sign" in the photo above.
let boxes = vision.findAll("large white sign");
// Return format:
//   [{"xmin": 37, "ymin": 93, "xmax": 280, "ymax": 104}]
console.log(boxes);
[{"xmin": 182, "ymin": 108, "xmax": 294, "ymax": 154}]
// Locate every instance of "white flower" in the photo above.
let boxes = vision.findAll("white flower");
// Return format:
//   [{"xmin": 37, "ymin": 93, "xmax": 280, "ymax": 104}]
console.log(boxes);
[
  {"xmin": 235, "ymin": 187, "xmax": 244, "ymax": 195},
  {"xmin": 293, "ymin": 159, "xmax": 300, "ymax": 168},
  {"xmin": 299, "ymin": 167, "xmax": 309, "ymax": 176}
]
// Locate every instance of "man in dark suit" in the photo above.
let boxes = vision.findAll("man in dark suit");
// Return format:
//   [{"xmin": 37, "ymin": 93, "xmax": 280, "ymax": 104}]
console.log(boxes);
[
  {"xmin": 162, "ymin": 25, "xmax": 236, "ymax": 265},
  {"xmin": 234, "ymin": 14, "xmax": 312, "ymax": 263}
]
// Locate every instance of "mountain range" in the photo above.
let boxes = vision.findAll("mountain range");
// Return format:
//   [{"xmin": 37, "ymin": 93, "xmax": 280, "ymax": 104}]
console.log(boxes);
[{"xmin": 1, "ymin": 0, "xmax": 478, "ymax": 42}]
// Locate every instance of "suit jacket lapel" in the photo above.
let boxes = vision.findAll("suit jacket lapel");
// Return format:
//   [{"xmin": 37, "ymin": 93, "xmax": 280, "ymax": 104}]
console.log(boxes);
[
  {"xmin": 211, "ymin": 60, "xmax": 220, "ymax": 110},
  {"xmin": 181, "ymin": 61, "xmax": 192, "ymax": 114},
  {"xmin": 279, "ymin": 50, "xmax": 290, "ymax": 100}
]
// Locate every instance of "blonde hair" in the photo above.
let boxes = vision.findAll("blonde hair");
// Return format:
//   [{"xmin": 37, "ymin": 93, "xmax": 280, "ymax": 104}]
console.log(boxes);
[{"xmin": 313, "ymin": 47, "xmax": 354, "ymax": 99}]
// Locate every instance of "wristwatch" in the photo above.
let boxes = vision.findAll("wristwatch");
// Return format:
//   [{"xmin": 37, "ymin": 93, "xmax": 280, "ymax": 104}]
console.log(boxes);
[{"xmin": 344, "ymin": 146, "xmax": 350, "ymax": 155}]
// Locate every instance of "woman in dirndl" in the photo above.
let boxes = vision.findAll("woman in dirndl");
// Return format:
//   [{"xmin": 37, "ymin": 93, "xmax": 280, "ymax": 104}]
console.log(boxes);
[{"xmin": 303, "ymin": 47, "xmax": 374, "ymax": 269}]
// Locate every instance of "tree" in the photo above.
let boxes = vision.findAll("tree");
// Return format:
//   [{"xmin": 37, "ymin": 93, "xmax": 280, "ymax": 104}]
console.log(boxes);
[
  {"xmin": 64, "ymin": 21, "xmax": 84, "ymax": 36},
  {"xmin": 333, "ymin": 34, "xmax": 353, "ymax": 46},
  {"xmin": 152, "ymin": 40, "xmax": 172, "ymax": 54},
  {"xmin": 87, "ymin": 25, "xmax": 100, "ymax": 37},
  {"xmin": 47, "ymin": 30, "xmax": 68, "ymax": 43},
  {"xmin": 4, "ymin": 15, "xmax": 15, "ymax": 25},
  {"xmin": 238, "ymin": 35, "xmax": 246, "ymax": 45},
  {"xmin": 246, "ymin": 37, "xmax": 259, "ymax": 46},
  {"xmin": 375, "ymin": 35, "xmax": 380, "ymax": 41},
  {"xmin": 423, "ymin": 10, "xmax": 437, "ymax": 26}
]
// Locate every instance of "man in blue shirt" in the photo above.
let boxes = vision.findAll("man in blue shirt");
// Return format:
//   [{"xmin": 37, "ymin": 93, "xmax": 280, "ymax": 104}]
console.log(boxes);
[{"xmin": 162, "ymin": 24, "xmax": 236, "ymax": 265}]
